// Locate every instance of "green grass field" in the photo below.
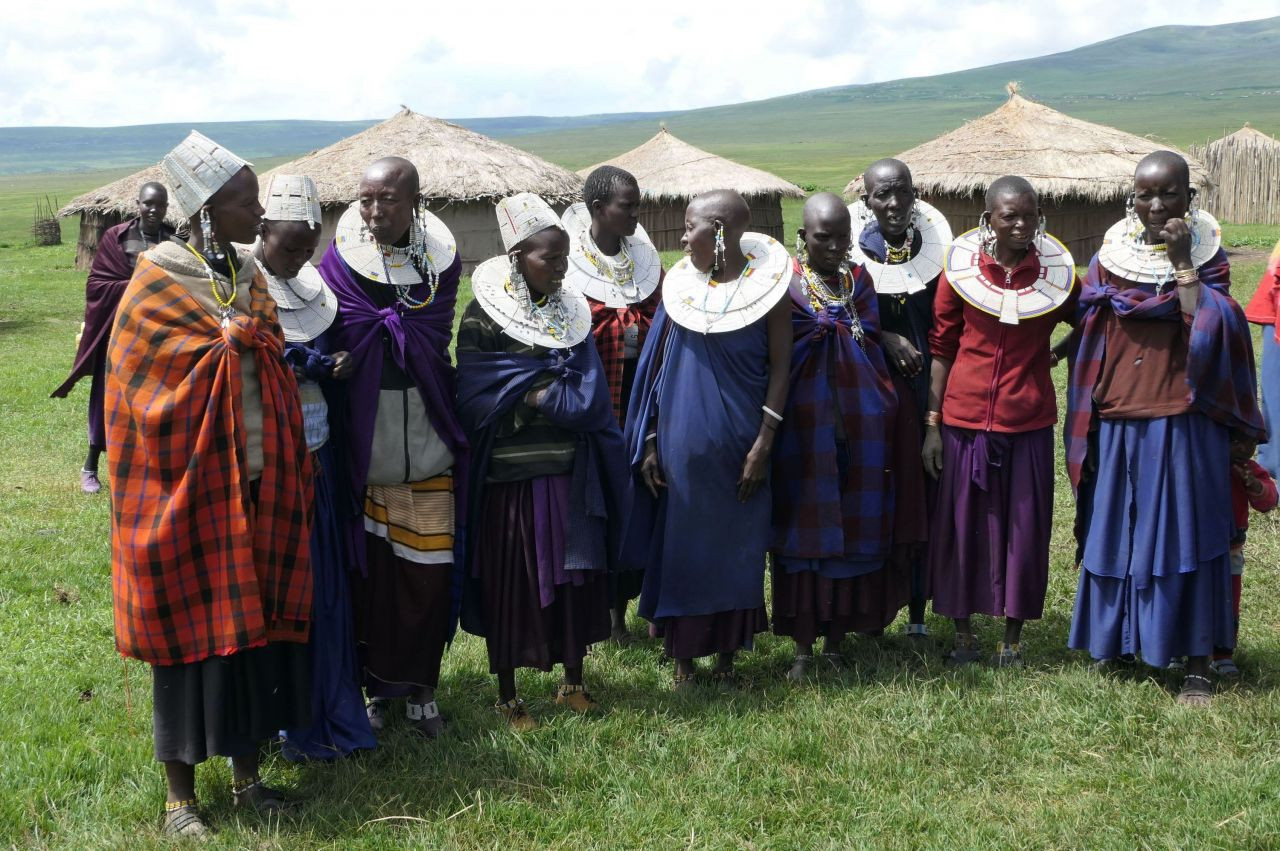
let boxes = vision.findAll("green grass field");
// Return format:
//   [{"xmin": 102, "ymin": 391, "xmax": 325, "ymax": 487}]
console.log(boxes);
[{"xmin": 3, "ymin": 172, "xmax": 1280, "ymax": 848}]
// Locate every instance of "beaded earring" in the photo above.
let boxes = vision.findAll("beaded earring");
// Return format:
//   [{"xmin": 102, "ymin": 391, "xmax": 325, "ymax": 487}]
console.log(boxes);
[
  {"xmin": 1185, "ymin": 188, "xmax": 1200, "ymax": 221},
  {"xmin": 199, "ymin": 208, "xmax": 224, "ymax": 260},
  {"xmin": 1035, "ymin": 214, "xmax": 1047, "ymax": 245},
  {"xmin": 978, "ymin": 213, "xmax": 996, "ymax": 255},
  {"xmin": 794, "ymin": 232, "xmax": 808, "ymax": 265},
  {"xmin": 713, "ymin": 221, "xmax": 726, "ymax": 276}
]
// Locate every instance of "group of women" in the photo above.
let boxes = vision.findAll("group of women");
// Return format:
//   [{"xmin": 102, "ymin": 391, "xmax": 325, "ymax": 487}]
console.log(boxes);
[{"xmin": 89, "ymin": 130, "xmax": 1266, "ymax": 835}]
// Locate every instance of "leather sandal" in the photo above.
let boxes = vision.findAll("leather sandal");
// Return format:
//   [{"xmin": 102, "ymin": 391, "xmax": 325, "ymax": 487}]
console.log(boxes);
[
  {"xmin": 231, "ymin": 777, "xmax": 292, "ymax": 813},
  {"xmin": 1177, "ymin": 673, "xmax": 1214, "ymax": 707},
  {"xmin": 945, "ymin": 634, "xmax": 981, "ymax": 667},
  {"xmin": 406, "ymin": 699, "xmax": 445, "ymax": 738},
  {"xmin": 494, "ymin": 697, "xmax": 537, "ymax": 731},
  {"xmin": 555, "ymin": 683, "xmax": 599, "ymax": 713},
  {"xmin": 162, "ymin": 800, "xmax": 211, "ymax": 838}
]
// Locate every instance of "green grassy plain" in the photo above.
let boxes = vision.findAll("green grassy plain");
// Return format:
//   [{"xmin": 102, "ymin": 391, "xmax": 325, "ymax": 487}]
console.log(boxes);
[{"xmin": 2, "ymin": 170, "xmax": 1280, "ymax": 848}]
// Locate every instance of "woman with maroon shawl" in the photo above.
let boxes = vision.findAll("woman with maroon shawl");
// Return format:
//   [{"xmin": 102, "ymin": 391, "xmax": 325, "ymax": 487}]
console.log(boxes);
[
  {"xmin": 51, "ymin": 182, "xmax": 174, "ymax": 492},
  {"xmin": 108, "ymin": 132, "xmax": 312, "ymax": 836},
  {"xmin": 562, "ymin": 165, "xmax": 662, "ymax": 643}
]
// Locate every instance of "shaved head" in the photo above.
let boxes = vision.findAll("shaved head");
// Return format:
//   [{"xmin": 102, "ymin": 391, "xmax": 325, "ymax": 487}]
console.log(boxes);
[
  {"xmin": 984, "ymin": 175, "xmax": 1037, "ymax": 211},
  {"xmin": 1135, "ymin": 150, "xmax": 1191, "ymax": 191},
  {"xmin": 862, "ymin": 158, "xmax": 912, "ymax": 194},
  {"xmin": 802, "ymin": 192, "xmax": 850, "ymax": 231},
  {"xmin": 362, "ymin": 156, "xmax": 419, "ymax": 196},
  {"xmin": 689, "ymin": 189, "xmax": 750, "ymax": 233},
  {"xmin": 138, "ymin": 181, "xmax": 167, "ymax": 201}
]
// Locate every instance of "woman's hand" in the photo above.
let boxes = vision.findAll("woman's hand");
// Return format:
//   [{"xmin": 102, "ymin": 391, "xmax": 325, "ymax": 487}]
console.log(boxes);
[
  {"xmin": 883, "ymin": 332, "xmax": 923, "ymax": 378},
  {"xmin": 640, "ymin": 439, "xmax": 666, "ymax": 498},
  {"xmin": 524, "ymin": 387, "xmax": 546, "ymax": 409},
  {"xmin": 737, "ymin": 435, "xmax": 772, "ymax": 502},
  {"xmin": 330, "ymin": 350, "xmax": 352, "ymax": 380},
  {"xmin": 921, "ymin": 426, "xmax": 944, "ymax": 480},
  {"xmin": 1160, "ymin": 217, "xmax": 1194, "ymax": 270}
]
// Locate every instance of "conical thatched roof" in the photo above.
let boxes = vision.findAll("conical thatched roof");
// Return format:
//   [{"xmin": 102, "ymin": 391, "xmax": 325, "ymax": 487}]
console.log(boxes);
[
  {"xmin": 580, "ymin": 127, "xmax": 804, "ymax": 201},
  {"xmin": 1190, "ymin": 123, "xmax": 1280, "ymax": 225},
  {"xmin": 844, "ymin": 87, "xmax": 1210, "ymax": 202},
  {"xmin": 263, "ymin": 107, "xmax": 582, "ymax": 206},
  {"xmin": 1196, "ymin": 123, "xmax": 1280, "ymax": 153},
  {"xmin": 58, "ymin": 163, "xmax": 183, "ymax": 224}
]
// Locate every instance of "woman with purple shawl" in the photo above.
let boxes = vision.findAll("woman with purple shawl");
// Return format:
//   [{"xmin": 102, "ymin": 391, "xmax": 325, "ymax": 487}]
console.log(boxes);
[
  {"xmin": 316, "ymin": 157, "xmax": 468, "ymax": 739},
  {"xmin": 51, "ymin": 182, "xmax": 174, "ymax": 493},
  {"xmin": 1065, "ymin": 151, "xmax": 1265, "ymax": 706},
  {"xmin": 771, "ymin": 194, "xmax": 899, "ymax": 681},
  {"xmin": 625, "ymin": 189, "xmax": 792, "ymax": 688},
  {"xmin": 456, "ymin": 193, "xmax": 624, "ymax": 731}
]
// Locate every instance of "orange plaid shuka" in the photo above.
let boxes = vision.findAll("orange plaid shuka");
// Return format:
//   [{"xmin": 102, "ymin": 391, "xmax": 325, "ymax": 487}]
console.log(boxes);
[{"xmin": 106, "ymin": 255, "xmax": 313, "ymax": 666}]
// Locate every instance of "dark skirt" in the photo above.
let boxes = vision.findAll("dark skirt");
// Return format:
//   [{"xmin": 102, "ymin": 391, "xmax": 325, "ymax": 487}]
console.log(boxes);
[
  {"xmin": 611, "ymin": 357, "xmax": 644, "ymax": 608},
  {"xmin": 352, "ymin": 533, "xmax": 453, "ymax": 694},
  {"xmin": 152, "ymin": 641, "xmax": 310, "ymax": 765},
  {"xmin": 930, "ymin": 426, "xmax": 1053, "ymax": 621},
  {"xmin": 87, "ymin": 354, "xmax": 106, "ymax": 449},
  {"xmin": 282, "ymin": 443, "xmax": 376, "ymax": 760},
  {"xmin": 771, "ymin": 557, "xmax": 909, "ymax": 644},
  {"xmin": 658, "ymin": 608, "xmax": 768, "ymax": 659},
  {"xmin": 474, "ymin": 476, "xmax": 610, "ymax": 673}
]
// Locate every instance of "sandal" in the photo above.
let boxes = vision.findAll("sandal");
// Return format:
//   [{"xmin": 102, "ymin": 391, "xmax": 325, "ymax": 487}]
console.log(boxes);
[
  {"xmin": 819, "ymin": 651, "xmax": 843, "ymax": 670},
  {"xmin": 710, "ymin": 668, "xmax": 737, "ymax": 690},
  {"xmin": 672, "ymin": 671, "xmax": 696, "ymax": 691},
  {"xmin": 905, "ymin": 622, "xmax": 929, "ymax": 639},
  {"xmin": 555, "ymin": 683, "xmax": 599, "ymax": 713},
  {"xmin": 80, "ymin": 468, "xmax": 101, "ymax": 494},
  {"xmin": 162, "ymin": 800, "xmax": 211, "ymax": 838},
  {"xmin": 991, "ymin": 642, "xmax": 1024, "ymax": 669},
  {"xmin": 1210, "ymin": 658, "xmax": 1241, "ymax": 682},
  {"xmin": 366, "ymin": 697, "xmax": 389, "ymax": 732},
  {"xmin": 1176, "ymin": 674, "xmax": 1214, "ymax": 707},
  {"xmin": 231, "ymin": 777, "xmax": 293, "ymax": 813},
  {"xmin": 945, "ymin": 634, "xmax": 981, "ymax": 668},
  {"xmin": 494, "ymin": 697, "xmax": 537, "ymax": 731},
  {"xmin": 406, "ymin": 699, "xmax": 445, "ymax": 738}
]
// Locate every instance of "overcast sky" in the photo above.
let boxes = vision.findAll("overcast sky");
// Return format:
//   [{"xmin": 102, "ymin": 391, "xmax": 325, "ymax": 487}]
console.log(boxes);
[{"xmin": 3, "ymin": 1, "xmax": 1278, "ymax": 127}]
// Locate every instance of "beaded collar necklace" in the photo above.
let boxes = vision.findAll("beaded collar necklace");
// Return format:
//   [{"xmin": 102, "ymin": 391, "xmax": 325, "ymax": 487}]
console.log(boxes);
[{"xmin": 801, "ymin": 262, "xmax": 864, "ymax": 349}]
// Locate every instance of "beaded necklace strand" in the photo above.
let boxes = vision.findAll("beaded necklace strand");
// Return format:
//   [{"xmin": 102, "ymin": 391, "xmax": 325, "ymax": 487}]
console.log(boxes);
[
  {"xmin": 184, "ymin": 242, "xmax": 237, "ymax": 326},
  {"xmin": 802, "ymin": 262, "xmax": 864, "ymax": 349},
  {"xmin": 579, "ymin": 228, "xmax": 639, "ymax": 299}
]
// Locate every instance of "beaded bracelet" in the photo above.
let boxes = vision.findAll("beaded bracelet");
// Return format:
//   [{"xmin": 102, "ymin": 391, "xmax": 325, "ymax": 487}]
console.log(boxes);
[
  {"xmin": 164, "ymin": 798, "xmax": 198, "ymax": 812},
  {"xmin": 924, "ymin": 410, "xmax": 942, "ymax": 427}
]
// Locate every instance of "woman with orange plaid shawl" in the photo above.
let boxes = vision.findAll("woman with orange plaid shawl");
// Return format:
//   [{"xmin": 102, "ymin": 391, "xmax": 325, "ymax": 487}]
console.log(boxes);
[
  {"xmin": 561, "ymin": 166, "xmax": 663, "ymax": 644},
  {"xmin": 107, "ymin": 132, "xmax": 313, "ymax": 837}
]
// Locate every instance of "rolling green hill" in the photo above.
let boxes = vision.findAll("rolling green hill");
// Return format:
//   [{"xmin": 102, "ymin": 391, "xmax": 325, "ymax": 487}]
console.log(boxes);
[{"xmin": 2, "ymin": 16, "xmax": 1277, "ymax": 191}]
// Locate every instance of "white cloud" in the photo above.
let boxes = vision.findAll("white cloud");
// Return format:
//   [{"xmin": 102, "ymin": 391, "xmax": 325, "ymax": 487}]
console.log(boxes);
[{"xmin": 3, "ymin": 0, "xmax": 1278, "ymax": 126}]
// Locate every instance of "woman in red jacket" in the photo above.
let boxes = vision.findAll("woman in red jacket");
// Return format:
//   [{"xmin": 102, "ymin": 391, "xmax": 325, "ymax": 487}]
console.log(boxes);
[{"xmin": 922, "ymin": 176, "xmax": 1078, "ymax": 668}]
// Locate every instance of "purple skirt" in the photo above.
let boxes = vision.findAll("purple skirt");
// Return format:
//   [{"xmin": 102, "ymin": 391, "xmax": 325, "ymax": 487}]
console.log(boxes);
[
  {"xmin": 87, "ymin": 354, "xmax": 106, "ymax": 449},
  {"xmin": 929, "ymin": 426, "xmax": 1053, "ymax": 620},
  {"xmin": 659, "ymin": 608, "xmax": 768, "ymax": 660},
  {"xmin": 474, "ymin": 475, "xmax": 609, "ymax": 673},
  {"xmin": 771, "ymin": 556, "xmax": 909, "ymax": 644}
]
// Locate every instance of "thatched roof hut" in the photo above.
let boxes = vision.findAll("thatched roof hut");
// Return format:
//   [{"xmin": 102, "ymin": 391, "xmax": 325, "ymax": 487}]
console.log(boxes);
[
  {"xmin": 1190, "ymin": 125, "xmax": 1280, "ymax": 225},
  {"xmin": 58, "ymin": 163, "xmax": 181, "ymax": 269},
  {"xmin": 263, "ymin": 107, "xmax": 583, "ymax": 271},
  {"xmin": 844, "ymin": 86, "xmax": 1211, "ymax": 259},
  {"xmin": 580, "ymin": 127, "xmax": 805, "ymax": 250}
]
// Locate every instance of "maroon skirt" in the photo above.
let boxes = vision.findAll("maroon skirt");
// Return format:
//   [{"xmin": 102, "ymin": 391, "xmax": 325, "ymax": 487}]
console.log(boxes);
[
  {"xmin": 351, "ymin": 533, "xmax": 453, "ymax": 693},
  {"xmin": 474, "ymin": 476, "xmax": 609, "ymax": 673},
  {"xmin": 658, "ymin": 608, "xmax": 768, "ymax": 660},
  {"xmin": 771, "ymin": 559, "xmax": 910, "ymax": 644},
  {"xmin": 929, "ymin": 426, "xmax": 1053, "ymax": 621}
]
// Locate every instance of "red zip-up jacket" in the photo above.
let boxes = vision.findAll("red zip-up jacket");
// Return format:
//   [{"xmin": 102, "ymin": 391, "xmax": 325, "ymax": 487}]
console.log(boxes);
[{"xmin": 930, "ymin": 248, "xmax": 1078, "ymax": 434}]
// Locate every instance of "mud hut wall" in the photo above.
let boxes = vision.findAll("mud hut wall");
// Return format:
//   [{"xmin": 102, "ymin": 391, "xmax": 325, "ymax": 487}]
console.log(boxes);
[
  {"xmin": 74, "ymin": 210, "xmax": 122, "ymax": 270},
  {"xmin": 923, "ymin": 193, "xmax": 1124, "ymax": 263},
  {"xmin": 639, "ymin": 194, "xmax": 786, "ymax": 252}
]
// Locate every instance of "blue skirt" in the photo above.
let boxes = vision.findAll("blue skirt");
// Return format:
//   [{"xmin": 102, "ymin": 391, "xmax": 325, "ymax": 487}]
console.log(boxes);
[
  {"xmin": 1068, "ymin": 414, "xmax": 1235, "ymax": 667},
  {"xmin": 281, "ymin": 441, "xmax": 376, "ymax": 761}
]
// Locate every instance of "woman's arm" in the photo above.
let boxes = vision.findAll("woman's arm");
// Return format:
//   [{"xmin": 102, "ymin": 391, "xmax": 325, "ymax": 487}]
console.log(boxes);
[
  {"xmin": 738, "ymin": 295, "xmax": 793, "ymax": 503},
  {"xmin": 921, "ymin": 355, "xmax": 953, "ymax": 480}
]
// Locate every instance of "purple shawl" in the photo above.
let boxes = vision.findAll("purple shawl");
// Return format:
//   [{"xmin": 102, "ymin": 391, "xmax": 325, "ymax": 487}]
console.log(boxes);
[
  {"xmin": 317, "ymin": 244, "xmax": 470, "ymax": 573},
  {"xmin": 772, "ymin": 263, "xmax": 898, "ymax": 559},
  {"xmin": 53, "ymin": 218, "xmax": 174, "ymax": 397},
  {"xmin": 1065, "ymin": 248, "xmax": 1265, "ymax": 491}
]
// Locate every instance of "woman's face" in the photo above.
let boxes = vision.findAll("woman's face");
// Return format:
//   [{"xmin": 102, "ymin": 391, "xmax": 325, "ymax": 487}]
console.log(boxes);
[
  {"xmin": 864, "ymin": 176, "xmax": 914, "ymax": 240},
  {"xmin": 206, "ymin": 167, "xmax": 264, "ymax": 246},
  {"xmin": 680, "ymin": 205, "xmax": 719, "ymax": 274},
  {"xmin": 261, "ymin": 220, "xmax": 321, "ymax": 280},
  {"xmin": 592, "ymin": 180, "xmax": 641, "ymax": 240},
  {"xmin": 1133, "ymin": 169, "xmax": 1190, "ymax": 243},
  {"xmin": 516, "ymin": 227, "xmax": 570, "ymax": 297},
  {"xmin": 986, "ymin": 191, "xmax": 1040, "ymax": 254},
  {"xmin": 357, "ymin": 172, "xmax": 415, "ymax": 245}
]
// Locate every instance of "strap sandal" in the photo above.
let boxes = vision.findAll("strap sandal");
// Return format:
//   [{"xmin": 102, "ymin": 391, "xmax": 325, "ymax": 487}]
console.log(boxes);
[
  {"xmin": 672, "ymin": 671, "xmax": 697, "ymax": 691},
  {"xmin": 406, "ymin": 699, "xmax": 445, "ymax": 738},
  {"xmin": 1210, "ymin": 658, "xmax": 1241, "ymax": 682},
  {"xmin": 80, "ymin": 468, "xmax": 101, "ymax": 494},
  {"xmin": 231, "ymin": 776, "xmax": 293, "ymax": 813},
  {"xmin": 162, "ymin": 799, "xmax": 212, "ymax": 838},
  {"xmin": 905, "ymin": 622, "xmax": 929, "ymax": 638},
  {"xmin": 944, "ymin": 634, "xmax": 981, "ymax": 668},
  {"xmin": 1166, "ymin": 656, "xmax": 1187, "ymax": 672},
  {"xmin": 819, "ymin": 651, "xmax": 843, "ymax": 669},
  {"xmin": 555, "ymin": 683, "xmax": 599, "ymax": 713},
  {"xmin": 1176, "ymin": 673, "xmax": 1214, "ymax": 707},
  {"xmin": 992, "ymin": 641, "xmax": 1024, "ymax": 669},
  {"xmin": 365, "ymin": 697, "xmax": 389, "ymax": 732},
  {"xmin": 710, "ymin": 668, "xmax": 738, "ymax": 690},
  {"xmin": 785, "ymin": 654, "xmax": 811, "ymax": 683},
  {"xmin": 494, "ymin": 697, "xmax": 538, "ymax": 731}
]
